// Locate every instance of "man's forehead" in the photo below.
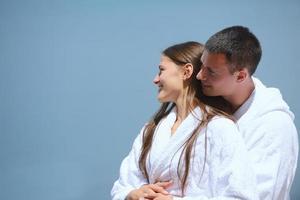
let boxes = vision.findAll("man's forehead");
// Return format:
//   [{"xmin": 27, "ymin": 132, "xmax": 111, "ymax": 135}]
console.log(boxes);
[{"xmin": 202, "ymin": 51, "xmax": 229, "ymax": 65}]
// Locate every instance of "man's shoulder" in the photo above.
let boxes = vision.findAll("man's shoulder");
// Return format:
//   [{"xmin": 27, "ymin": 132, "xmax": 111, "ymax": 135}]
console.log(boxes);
[
  {"xmin": 249, "ymin": 77, "xmax": 294, "ymax": 124},
  {"xmin": 256, "ymin": 110, "xmax": 295, "ymax": 128},
  {"xmin": 242, "ymin": 110, "xmax": 297, "ymax": 143}
]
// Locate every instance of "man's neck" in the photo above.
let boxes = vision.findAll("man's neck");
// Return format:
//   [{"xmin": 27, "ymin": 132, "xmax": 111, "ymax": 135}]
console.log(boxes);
[{"xmin": 224, "ymin": 78, "xmax": 255, "ymax": 113}]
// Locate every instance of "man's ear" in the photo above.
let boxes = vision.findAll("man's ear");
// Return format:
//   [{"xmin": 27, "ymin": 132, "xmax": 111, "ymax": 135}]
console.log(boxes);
[
  {"xmin": 235, "ymin": 68, "xmax": 249, "ymax": 82},
  {"xmin": 182, "ymin": 63, "xmax": 194, "ymax": 80}
]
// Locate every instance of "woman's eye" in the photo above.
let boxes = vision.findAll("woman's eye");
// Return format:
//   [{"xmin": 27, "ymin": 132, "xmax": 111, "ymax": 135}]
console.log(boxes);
[{"xmin": 159, "ymin": 68, "xmax": 164, "ymax": 74}]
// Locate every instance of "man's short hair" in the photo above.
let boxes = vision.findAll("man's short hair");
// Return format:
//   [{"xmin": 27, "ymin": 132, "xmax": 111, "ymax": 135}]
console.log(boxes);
[{"xmin": 205, "ymin": 26, "xmax": 262, "ymax": 75}]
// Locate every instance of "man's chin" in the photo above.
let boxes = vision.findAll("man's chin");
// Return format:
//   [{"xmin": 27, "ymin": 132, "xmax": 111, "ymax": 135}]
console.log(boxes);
[
  {"xmin": 202, "ymin": 89, "xmax": 218, "ymax": 97},
  {"xmin": 202, "ymin": 88, "xmax": 211, "ymax": 95}
]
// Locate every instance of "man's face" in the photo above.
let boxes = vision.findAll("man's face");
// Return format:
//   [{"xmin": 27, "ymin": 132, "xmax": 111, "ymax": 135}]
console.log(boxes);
[{"xmin": 196, "ymin": 50, "xmax": 237, "ymax": 97}]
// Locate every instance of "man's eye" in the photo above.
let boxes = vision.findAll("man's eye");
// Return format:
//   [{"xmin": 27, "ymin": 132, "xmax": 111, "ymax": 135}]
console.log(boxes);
[
  {"xmin": 208, "ymin": 69, "xmax": 215, "ymax": 75},
  {"xmin": 207, "ymin": 67, "xmax": 218, "ymax": 75}
]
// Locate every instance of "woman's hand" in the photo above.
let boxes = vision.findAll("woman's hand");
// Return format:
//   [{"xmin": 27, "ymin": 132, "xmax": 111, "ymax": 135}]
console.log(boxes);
[
  {"xmin": 126, "ymin": 181, "xmax": 173, "ymax": 200},
  {"xmin": 146, "ymin": 192, "xmax": 173, "ymax": 200}
]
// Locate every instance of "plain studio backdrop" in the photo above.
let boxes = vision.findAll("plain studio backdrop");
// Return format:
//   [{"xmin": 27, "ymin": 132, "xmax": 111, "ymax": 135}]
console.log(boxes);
[{"xmin": 1, "ymin": 0, "xmax": 299, "ymax": 199}]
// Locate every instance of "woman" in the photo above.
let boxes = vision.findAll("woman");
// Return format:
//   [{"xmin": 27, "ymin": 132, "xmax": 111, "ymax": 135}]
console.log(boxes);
[{"xmin": 111, "ymin": 42, "xmax": 258, "ymax": 200}]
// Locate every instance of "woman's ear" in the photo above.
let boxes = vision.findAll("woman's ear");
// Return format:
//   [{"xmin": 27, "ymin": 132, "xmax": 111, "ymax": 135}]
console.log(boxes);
[{"xmin": 182, "ymin": 63, "xmax": 194, "ymax": 80}]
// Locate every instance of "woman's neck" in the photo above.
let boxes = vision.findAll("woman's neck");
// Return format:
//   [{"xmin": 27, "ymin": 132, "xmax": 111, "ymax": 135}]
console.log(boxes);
[{"xmin": 175, "ymin": 89, "xmax": 193, "ymax": 121}]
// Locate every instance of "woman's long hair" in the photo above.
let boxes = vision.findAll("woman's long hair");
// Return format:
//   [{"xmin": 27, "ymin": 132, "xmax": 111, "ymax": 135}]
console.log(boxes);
[{"xmin": 138, "ymin": 41, "xmax": 232, "ymax": 196}]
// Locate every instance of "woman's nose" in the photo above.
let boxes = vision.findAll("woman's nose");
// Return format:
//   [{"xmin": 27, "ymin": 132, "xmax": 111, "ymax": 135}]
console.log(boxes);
[{"xmin": 153, "ymin": 74, "xmax": 159, "ymax": 84}]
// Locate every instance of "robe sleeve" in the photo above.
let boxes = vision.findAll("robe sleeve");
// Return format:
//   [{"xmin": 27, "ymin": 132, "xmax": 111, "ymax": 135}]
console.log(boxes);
[
  {"xmin": 174, "ymin": 118, "xmax": 259, "ymax": 200},
  {"xmin": 111, "ymin": 126, "xmax": 148, "ymax": 200},
  {"xmin": 243, "ymin": 112, "xmax": 298, "ymax": 199}
]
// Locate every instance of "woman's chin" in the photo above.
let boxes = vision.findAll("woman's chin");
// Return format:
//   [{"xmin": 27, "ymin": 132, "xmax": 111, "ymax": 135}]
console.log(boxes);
[
  {"xmin": 157, "ymin": 98, "xmax": 164, "ymax": 103},
  {"xmin": 157, "ymin": 96, "xmax": 171, "ymax": 103},
  {"xmin": 157, "ymin": 96, "xmax": 166, "ymax": 103}
]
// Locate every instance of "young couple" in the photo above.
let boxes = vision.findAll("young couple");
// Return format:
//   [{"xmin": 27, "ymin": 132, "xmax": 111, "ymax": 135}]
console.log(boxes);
[{"xmin": 111, "ymin": 26, "xmax": 298, "ymax": 200}]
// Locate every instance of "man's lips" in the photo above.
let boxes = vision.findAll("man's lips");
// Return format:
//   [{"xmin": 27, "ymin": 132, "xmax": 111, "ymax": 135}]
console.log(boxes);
[{"xmin": 202, "ymin": 83, "xmax": 211, "ymax": 87}]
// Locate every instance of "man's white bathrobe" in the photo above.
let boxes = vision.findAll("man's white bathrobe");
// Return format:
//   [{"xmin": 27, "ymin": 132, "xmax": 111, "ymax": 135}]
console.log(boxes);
[
  {"xmin": 233, "ymin": 78, "xmax": 298, "ymax": 200},
  {"xmin": 111, "ymin": 107, "xmax": 258, "ymax": 200}
]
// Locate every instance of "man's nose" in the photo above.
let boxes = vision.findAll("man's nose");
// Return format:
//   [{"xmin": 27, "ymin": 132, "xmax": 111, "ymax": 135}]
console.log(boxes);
[{"xmin": 196, "ymin": 68, "xmax": 206, "ymax": 80}]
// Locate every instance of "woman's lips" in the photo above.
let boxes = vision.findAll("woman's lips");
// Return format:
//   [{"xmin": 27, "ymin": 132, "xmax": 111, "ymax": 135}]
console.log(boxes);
[{"xmin": 158, "ymin": 85, "xmax": 163, "ymax": 92}]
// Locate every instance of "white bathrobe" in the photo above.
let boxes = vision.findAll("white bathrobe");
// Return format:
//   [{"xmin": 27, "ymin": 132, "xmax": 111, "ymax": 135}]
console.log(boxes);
[
  {"xmin": 233, "ymin": 78, "xmax": 298, "ymax": 200},
  {"xmin": 111, "ymin": 107, "xmax": 258, "ymax": 200}
]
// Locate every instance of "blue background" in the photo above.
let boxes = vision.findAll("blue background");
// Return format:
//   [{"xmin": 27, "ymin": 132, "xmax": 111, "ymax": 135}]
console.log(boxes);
[{"xmin": 1, "ymin": 0, "xmax": 299, "ymax": 199}]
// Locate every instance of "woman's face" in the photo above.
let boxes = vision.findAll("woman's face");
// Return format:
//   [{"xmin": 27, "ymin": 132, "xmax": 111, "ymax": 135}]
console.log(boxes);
[{"xmin": 153, "ymin": 55, "xmax": 184, "ymax": 103}]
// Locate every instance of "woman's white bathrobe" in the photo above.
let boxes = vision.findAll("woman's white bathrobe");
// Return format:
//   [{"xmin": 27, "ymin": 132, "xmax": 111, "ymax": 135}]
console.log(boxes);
[{"xmin": 111, "ymin": 107, "xmax": 258, "ymax": 200}]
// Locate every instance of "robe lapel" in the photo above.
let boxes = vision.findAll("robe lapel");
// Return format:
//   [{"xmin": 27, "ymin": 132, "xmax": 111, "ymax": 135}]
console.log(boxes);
[{"xmin": 148, "ymin": 107, "xmax": 202, "ymax": 183}]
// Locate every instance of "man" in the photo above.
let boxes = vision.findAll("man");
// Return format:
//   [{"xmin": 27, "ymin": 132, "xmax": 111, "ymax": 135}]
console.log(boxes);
[{"xmin": 196, "ymin": 25, "xmax": 298, "ymax": 200}]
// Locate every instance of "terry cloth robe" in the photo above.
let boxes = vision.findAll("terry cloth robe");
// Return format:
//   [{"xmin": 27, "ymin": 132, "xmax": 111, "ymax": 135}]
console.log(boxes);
[
  {"xmin": 111, "ymin": 107, "xmax": 258, "ymax": 200},
  {"xmin": 233, "ymin": 77, "xmax": 299, "ymax": 200}
]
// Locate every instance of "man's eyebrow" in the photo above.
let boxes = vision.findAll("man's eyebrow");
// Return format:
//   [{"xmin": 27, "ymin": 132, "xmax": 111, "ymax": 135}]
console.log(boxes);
[{"xmin": 202, "ymin": 63, "xmax": 212, "ymax": 69}]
